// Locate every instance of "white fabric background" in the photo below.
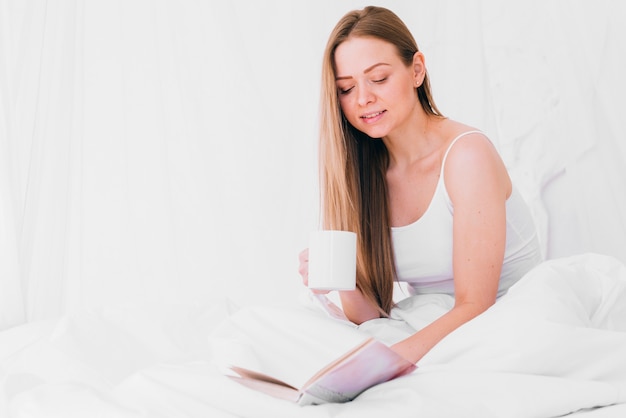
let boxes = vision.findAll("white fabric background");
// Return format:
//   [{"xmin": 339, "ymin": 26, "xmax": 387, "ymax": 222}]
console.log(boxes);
[{"xmin": 1, "ymin": 0, "xmax": 625, "ymax": 330}]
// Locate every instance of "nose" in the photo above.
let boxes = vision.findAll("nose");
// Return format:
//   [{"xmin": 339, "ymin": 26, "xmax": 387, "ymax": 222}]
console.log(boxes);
[{"xmin": 357, "ymin": 83, "xmax": 374, "ymax": 106}]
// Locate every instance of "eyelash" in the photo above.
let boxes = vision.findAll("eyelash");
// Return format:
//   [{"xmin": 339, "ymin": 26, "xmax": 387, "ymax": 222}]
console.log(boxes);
[{"xmin": 338, "ymin": 78, "xmax": 387, "ymax": 95}]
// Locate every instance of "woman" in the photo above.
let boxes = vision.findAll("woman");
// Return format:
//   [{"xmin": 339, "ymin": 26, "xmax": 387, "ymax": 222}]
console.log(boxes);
[{"xmin": 298, "ymin": 6, "xmax": 542, "ymax": 364}]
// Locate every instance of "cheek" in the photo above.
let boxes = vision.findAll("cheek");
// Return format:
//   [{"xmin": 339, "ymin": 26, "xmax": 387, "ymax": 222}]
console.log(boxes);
[
  {"xmin": 338, "ymin": 96, "xmax": 350, "ymax": 112},
  {"xmin": 338, "ymin": 98, "xmax": 358, "ymax": 122},
  {"xmin": 399, "ymin": 81, "xmax": 419, "ymax": 103}
]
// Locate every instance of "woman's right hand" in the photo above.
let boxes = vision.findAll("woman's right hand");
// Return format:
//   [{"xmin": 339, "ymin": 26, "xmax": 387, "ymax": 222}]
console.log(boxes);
[
  {"xmin": 298, "ymin": 248, "xmax": 330, "ymax": 294},
  {"xmin": 299, "ymin": 248, "xmax": 377, "ymax": 322}
]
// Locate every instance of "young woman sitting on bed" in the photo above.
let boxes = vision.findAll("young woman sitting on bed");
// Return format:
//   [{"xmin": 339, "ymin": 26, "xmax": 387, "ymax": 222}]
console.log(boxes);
[{"xmin": 298, "ymin": 6, "xmax": 543, "ymax": 364}]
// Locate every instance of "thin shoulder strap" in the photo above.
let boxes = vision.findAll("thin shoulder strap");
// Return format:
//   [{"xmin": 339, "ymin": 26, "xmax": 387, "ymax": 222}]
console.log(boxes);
[{"xmin": 440, "ymin": 130, "xmax": 485, "ymax": 177}]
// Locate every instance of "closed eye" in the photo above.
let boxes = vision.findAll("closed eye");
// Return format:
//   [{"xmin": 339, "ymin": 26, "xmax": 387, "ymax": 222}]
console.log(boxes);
[{"xmin": 338, "ymin": 86, "xmax": 354, "ymax": 95}]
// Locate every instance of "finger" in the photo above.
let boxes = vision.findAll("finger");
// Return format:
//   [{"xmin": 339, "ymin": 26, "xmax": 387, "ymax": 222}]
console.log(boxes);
[
  {"xmin": 298, "ymin": 263, "xmax": 309, "ymax": 280},
  {"xmin": 298, "ymin": 248, "xmax": 309, "ymax": 262}
]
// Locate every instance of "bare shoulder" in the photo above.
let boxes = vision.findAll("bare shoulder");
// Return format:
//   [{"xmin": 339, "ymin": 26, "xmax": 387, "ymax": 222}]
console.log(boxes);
[
  {"xmin": 447, "ymin": 131, "xmax": 500, "ymax": 165},
  {"xmin": 433, "ymin": 120, "xmax": 492, "ymax": 164},
  {"xmin": 441, "ymin": 122, "xmax": 511, "ymax": 199}
]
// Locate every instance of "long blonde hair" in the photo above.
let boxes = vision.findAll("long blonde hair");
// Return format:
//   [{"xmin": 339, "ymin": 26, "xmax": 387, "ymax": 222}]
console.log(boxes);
[{"xmin": 319, "ymin": 6, "xmax": 443, "ymax": 315}]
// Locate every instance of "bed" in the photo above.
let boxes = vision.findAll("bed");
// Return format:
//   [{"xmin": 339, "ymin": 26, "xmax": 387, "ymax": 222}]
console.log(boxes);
[
  {"xmin": 1, "ymin": 253, "xmax": 626, "ymax": 417},
  {"xmin": 1, "ymin": 1, "xmax": 626, "ymax": 417}
]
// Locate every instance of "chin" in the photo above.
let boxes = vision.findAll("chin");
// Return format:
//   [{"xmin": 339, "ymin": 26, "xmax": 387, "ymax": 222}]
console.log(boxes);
[
  {"xmin": 360, "ymin": 128, "xmax": 388, "ymax": 140},
  {"xmin": 351, "ymin": 124, "xmax": 384, "ymax": 139}
]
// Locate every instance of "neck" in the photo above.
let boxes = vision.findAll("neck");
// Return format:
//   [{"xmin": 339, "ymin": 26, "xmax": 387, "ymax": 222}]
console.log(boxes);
[{"xmin": 383, "ymin": 113, "xmax": 444, "ymax": 169}]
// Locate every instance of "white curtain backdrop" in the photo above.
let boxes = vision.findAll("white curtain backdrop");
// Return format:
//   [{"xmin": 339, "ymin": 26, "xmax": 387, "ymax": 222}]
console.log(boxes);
[{"xmin": 1, "ymin": 0, "xmax": 625, "ymax": 330}]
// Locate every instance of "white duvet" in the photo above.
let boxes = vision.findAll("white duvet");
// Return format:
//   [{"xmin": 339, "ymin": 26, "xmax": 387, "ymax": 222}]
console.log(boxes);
[{"xmin": 1, "ymin": 253, "xmax": 626, "ymax": 418}]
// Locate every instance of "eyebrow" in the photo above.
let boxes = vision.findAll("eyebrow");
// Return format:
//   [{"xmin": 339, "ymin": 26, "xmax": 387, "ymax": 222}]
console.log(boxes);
[{"xmin": 335, "ymin": 62, "xmax": 391, "ymax": 81}]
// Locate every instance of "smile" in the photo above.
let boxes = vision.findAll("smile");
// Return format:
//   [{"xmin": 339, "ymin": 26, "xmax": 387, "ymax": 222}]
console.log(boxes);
[{"xmin": 360, "ymin": 110, "xmax": 386, "ymax": 122}]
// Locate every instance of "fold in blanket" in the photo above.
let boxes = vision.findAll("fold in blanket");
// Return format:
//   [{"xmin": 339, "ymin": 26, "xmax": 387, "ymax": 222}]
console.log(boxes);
[
  {"xmin": 1, "ymin": 254, "xmax": 625, "ymax": 417},
  {"xmin": 212, "ymin": 253, "xmax": 626, "ymax": 416}
]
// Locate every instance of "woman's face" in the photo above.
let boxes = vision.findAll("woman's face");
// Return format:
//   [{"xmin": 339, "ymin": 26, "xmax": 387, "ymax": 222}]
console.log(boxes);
[{"xmin": 334, "ymin": 36, "xmax": 423, "ymax": 140}]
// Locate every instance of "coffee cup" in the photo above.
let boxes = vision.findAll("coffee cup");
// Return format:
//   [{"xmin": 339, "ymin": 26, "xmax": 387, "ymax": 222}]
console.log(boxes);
[{"xmin": 307, "ymin": 230, "xmax": 357, "ymax": 291}]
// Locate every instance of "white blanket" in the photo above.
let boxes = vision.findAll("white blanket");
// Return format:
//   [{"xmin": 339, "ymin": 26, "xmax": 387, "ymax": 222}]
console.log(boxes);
[{"xmin": 1, "ymin": 253, "xmax": 625, "ymax": 417}]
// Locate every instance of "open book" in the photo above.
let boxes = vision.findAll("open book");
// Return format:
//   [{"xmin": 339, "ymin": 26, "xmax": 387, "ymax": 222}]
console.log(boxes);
[{"xmin": 228, "ymin": 336, "xmax": 416, "ymax": 406}]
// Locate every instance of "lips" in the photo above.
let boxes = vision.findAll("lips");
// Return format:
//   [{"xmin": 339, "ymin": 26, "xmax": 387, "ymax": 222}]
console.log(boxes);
[{"xmin": 361, "ymin": 110, "xmax": 386, "ymax": 119}]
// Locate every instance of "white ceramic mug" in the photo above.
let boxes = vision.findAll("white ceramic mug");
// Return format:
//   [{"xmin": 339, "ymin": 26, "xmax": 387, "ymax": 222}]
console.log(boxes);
[{"xmin": 308, "ymin": 230, "xmax": 357, "ymax": 290}]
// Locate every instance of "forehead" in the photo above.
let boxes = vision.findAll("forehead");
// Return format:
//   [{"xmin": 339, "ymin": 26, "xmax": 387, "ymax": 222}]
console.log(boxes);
[{"xmin": 334, "ymin": 37, "xmax": 402, "ymax": 75}]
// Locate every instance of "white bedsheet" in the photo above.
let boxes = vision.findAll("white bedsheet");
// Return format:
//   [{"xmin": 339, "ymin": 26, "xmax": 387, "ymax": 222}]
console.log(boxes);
[{"xmin": 1, "ymin": 253, "xmax": 625, "ymax": 417}]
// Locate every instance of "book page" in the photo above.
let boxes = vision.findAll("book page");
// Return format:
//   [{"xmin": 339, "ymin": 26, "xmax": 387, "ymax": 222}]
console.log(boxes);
[
  {"xmin": 229, "ymin": 366, "xmax": 297, "ymax": 389},
  {"xmin": 300, "ymin": 338, "xmax": 416, "ymax": 405},
  {"xmin": 227, "ymin": 372, "xmax": 300, "ymax": 403}
]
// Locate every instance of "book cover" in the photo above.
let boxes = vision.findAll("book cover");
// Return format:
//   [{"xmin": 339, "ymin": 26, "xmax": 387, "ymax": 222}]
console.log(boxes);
[{"xmin": 228, "ymin": 337, "xmax": 416, "ymax": 405}]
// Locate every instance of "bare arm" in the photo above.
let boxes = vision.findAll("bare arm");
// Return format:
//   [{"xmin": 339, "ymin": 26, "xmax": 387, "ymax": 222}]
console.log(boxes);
[
  {"xmin": 338, "ymin": 288, "xmax": 381, "ymax": 324},
  {"xmin": 391, "ymin": 134, "xmax": 511, "ymax": 363}
]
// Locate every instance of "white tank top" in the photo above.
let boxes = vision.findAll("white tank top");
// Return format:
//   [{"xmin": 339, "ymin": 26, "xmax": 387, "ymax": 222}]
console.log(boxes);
[{"xmin": 391, "ymin": 131, "xmax": 543, "ymax": 297}]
